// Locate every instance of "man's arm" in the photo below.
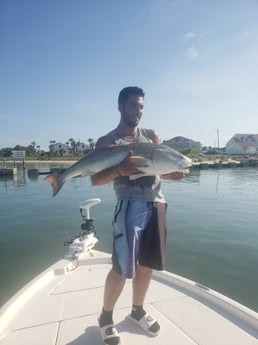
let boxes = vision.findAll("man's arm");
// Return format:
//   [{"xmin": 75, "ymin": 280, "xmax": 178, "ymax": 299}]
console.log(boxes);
[
  {"xmin": 145, "ymin": 129, "xmax": 160, "ymax": 144},
  {"xmin": 91, "ymin": 135, "xmax": 146, "ymax": 186}
]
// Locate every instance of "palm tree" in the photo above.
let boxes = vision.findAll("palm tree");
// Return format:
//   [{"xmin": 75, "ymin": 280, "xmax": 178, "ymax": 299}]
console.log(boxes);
[
  {"xmin": 69, "ymin": 138, "xmax": 76, "ymax": 155},
  {"xmin": 88, "ymin": 138, "xmax": 95, "ymax": 150},
  {"xmin": 49, "ymin": 140, "xmax": 56, "ymax": 153}
]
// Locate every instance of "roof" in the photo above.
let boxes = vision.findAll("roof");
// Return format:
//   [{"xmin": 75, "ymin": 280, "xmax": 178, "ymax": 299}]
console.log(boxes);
[
  {"xmin": 232, "ymin": 142, "xmax": 256, "ymax": 148},
  {"xmin": 164, "ymin": 136, "xmax": 200, "ymax": 143}
]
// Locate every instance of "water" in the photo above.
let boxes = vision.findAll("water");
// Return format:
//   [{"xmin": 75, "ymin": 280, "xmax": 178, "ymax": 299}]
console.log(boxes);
[{"xmin": 0, "ymin": 162, "xmax": 258, "ymax": 312}]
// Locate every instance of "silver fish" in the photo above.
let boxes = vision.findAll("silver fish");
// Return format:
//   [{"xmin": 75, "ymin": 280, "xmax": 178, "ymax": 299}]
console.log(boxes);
[{"xmin": 44, "ymin": 143, "xmax": 192, "ymax": 196}]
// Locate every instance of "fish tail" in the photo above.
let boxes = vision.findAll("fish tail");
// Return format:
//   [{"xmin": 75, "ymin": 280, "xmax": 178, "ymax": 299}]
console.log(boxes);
[{"xmin": 44, "ymin": 173, "xmax": 65, "ymax": 197}]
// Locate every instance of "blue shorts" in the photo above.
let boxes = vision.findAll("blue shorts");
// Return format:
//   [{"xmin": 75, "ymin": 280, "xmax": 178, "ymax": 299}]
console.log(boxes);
[{"xmin": 112, "ymin": 200, "xmax": 167, "ymax": 279}]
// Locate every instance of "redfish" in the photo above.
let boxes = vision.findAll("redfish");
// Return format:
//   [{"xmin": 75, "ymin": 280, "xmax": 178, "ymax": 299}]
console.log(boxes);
[{"xmin": 44, "ymin": 143, "xmax": 192, "ymax": 196}]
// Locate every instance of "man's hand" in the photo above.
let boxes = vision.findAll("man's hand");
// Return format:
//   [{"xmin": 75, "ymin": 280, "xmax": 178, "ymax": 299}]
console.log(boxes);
[
  {"xmin": 118, "ymin": 150, "xmax": 148, "ymax": 176},
  {"xmin": 161, "ymin": 172, "xmax": 185, "ymax": 180}
]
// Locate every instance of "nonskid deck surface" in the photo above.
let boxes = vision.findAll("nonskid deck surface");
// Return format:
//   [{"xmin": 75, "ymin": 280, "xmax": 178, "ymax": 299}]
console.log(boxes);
[{"xmin": 0, "ymin": 250, "xmax": 257, "ymax": 345}]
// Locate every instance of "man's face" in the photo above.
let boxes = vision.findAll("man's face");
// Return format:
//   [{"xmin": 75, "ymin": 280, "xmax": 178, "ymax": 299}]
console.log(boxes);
[{"xmin": 119, "ymin": 95, "xmax": 144, "ymax": 128}]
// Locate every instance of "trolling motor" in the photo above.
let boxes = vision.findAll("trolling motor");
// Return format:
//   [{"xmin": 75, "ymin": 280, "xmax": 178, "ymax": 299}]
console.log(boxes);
[{"xmin": 64, "ymin": 198, "xmax": 101, "ymax": 261}]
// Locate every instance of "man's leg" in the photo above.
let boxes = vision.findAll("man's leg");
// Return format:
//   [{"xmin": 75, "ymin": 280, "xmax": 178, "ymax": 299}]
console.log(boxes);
[
  {"xmin": 99, "ymin": 269, "xmax": 125, "ymax": 345},
  {"xmin": 132, "ymin": 264, "xmax": 152, "ymax": 305},
  {"xmin": 103, "ymin": 268, "xmax": 126, "ymax": 312},
  {"xmin": 130, "ymin": 264, "xmax": 160, "ymax": 335}
]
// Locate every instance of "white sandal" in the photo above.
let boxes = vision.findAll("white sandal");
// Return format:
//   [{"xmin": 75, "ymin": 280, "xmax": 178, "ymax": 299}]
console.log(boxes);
[
  {"xmin": 127, "ymin": 313, "xmax": 160, "ymax": 336},
  {"xmin": 99, "ymin": 323, "xmax": 121, "ymax": 345}
]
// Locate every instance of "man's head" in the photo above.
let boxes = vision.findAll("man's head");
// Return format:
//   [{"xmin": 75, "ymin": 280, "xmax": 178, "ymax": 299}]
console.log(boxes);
[
  {"xmin": 118, "ymin": 86, "xmax": 145, "ymax": 128},
  {"xmin": 118, "ymin": 86, "xmax": 145, "ymax": 105}
]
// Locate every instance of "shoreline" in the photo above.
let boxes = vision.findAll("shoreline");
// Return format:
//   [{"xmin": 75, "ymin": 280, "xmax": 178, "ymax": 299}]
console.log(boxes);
[
  {"xmin": 1, "ymin": 156, "xmax": 258, "ymax": 172},
  {"xmin": 0, "ymin": 160, "xmax": 76, "ymax": 166},
  {"xmin": 1, "ymin": 160, "xmax": 258, "ymax": 178}
]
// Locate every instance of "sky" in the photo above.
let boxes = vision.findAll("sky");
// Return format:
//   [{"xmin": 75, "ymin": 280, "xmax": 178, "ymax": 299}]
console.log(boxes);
[{"xmin": 1, "ymin": 0, "xmax": 258, "ymax": 150}]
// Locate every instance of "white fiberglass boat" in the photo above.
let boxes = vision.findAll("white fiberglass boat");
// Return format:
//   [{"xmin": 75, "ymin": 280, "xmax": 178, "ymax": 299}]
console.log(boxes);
[{"xmin": 0, "ymin": 199, "xmax": 257, "ymax": 345}]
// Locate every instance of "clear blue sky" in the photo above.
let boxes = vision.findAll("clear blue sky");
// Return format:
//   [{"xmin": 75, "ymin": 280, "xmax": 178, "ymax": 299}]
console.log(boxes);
[{"xmin": 1, "ymin": 0, "xmax": 258, "ymax": 150}]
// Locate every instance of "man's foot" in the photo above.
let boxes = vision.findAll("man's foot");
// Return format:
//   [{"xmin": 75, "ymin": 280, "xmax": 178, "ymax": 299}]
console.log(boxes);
[
  {"xmin": 128, "ymin": 305, "xmax": 160, "ymax": 336},
  {"xmin": 98, "ymin": 309, "xmax": 121, "ymax": 345},
  {"xmin": 99, "ymin": 323, "xmax": 121, "ymax": 345}
]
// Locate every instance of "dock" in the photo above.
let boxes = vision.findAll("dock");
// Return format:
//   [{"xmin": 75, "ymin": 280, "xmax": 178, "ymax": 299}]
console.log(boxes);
[{"xmin": 191, "ymin": 158, "xmax": 258, "ymax": 169}]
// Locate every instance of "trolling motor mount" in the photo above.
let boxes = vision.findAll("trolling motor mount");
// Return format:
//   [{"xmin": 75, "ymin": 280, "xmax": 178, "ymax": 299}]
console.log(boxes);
[{"xmin": 64, "ymin": 198, "xmax": 101, "ymax": 261}]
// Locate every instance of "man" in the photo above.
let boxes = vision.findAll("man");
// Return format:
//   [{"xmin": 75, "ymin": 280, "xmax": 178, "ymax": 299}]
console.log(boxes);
[{"xmin": 91, "ymin": 87, "xmax": 183, "ymax": 345}]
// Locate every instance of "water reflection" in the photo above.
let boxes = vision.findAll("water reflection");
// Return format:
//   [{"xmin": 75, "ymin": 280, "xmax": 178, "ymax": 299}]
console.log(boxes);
[
  {"xmin": 185, "ymin": 169, "xmax": 201, "ymax": 183},
  {"xmin": 0, "ymin": 162, "xmax": 74, "ymax": 187},
  {"xmin": 0, "ymin": 171, "xmax": 27, "ymax": 189},
  {"xmin": 1, "ymin": 164, "xmax": 257, "ymax": 194},
  {"xmin": 0, "ymin": 163, "xmax": 258, "ymax": 312}
]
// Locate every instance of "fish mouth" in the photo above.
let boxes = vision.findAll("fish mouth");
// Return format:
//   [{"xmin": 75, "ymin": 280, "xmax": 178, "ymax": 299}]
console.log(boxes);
[{"xmin": 179, "ymin": 161, "xmax": 192, "ymax": 171}]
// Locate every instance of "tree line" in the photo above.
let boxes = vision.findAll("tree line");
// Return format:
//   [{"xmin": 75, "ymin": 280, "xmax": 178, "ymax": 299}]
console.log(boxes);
[{"xmin": 0, "ymin": 138, "xmax": 95, "ymax": 159}]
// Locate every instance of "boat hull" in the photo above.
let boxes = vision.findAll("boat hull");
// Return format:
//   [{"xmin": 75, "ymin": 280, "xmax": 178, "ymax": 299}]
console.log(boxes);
[{"xmin": 0, "ymin": 250, "xmax": 257, "ymax": 344}]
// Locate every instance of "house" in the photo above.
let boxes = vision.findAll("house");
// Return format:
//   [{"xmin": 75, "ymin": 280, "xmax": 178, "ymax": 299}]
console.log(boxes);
[
  {"xmin": 163, "ymin": 136, "xmax": 201, "ymax": 152},
  {"xmin": 76, "ymin": 142, "xmax": 89, "ymax": 154},
  {"xmin": 50, "ymin": 143, "xmax": 69, "ymax": 156},
  {"xmin": 226, "ymin": 134, "xmax": 258, "ymax": 155}
]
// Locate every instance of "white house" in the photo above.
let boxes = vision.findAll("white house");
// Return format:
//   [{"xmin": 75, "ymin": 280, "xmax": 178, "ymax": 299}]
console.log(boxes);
[
  {"xmin": 50, "ymin": 143, "xmax": 69, "ymax": 156},
  {"xmin": 226, "ymin": 134, "xmax": 258, "ymax": 155},
  {"xmin": 163, "ymin": 136, "xmax": 201, "ymax": 152},
  {"xmin": 76, "ymin": 142, "xmax": 89, "ymax": 154}
]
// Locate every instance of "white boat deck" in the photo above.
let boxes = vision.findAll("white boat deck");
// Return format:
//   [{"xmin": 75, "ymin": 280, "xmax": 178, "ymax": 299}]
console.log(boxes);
[{"xmin": 0, "ymin": 250, "xmax": 257, "ymax": 345}]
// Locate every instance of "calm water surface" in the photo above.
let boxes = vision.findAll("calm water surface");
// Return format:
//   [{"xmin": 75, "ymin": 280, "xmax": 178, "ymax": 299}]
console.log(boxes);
[{"xmin": 0, "ymin": 162, "xmax": 257, "ymax": 311}]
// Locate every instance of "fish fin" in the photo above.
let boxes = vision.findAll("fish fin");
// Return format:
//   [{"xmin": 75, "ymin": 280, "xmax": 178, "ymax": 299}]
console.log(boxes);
[
  {"xmin": 44, "ymin": 173, "xmax": 64, "ymax": 197},
  {"xmin": 130, "ymin": 155, "xmax": 145, "ymax": 159},
  {"xmin": 130, "ymin": 155, "xmax": 150, "ymax": 165},
  {"xmin": 129, "ymin": 173, "xmax": 147, "ymax": 180},
  {"xmin": 129, "ymin": 156, "xmax": 154, "ymax": 178}
]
